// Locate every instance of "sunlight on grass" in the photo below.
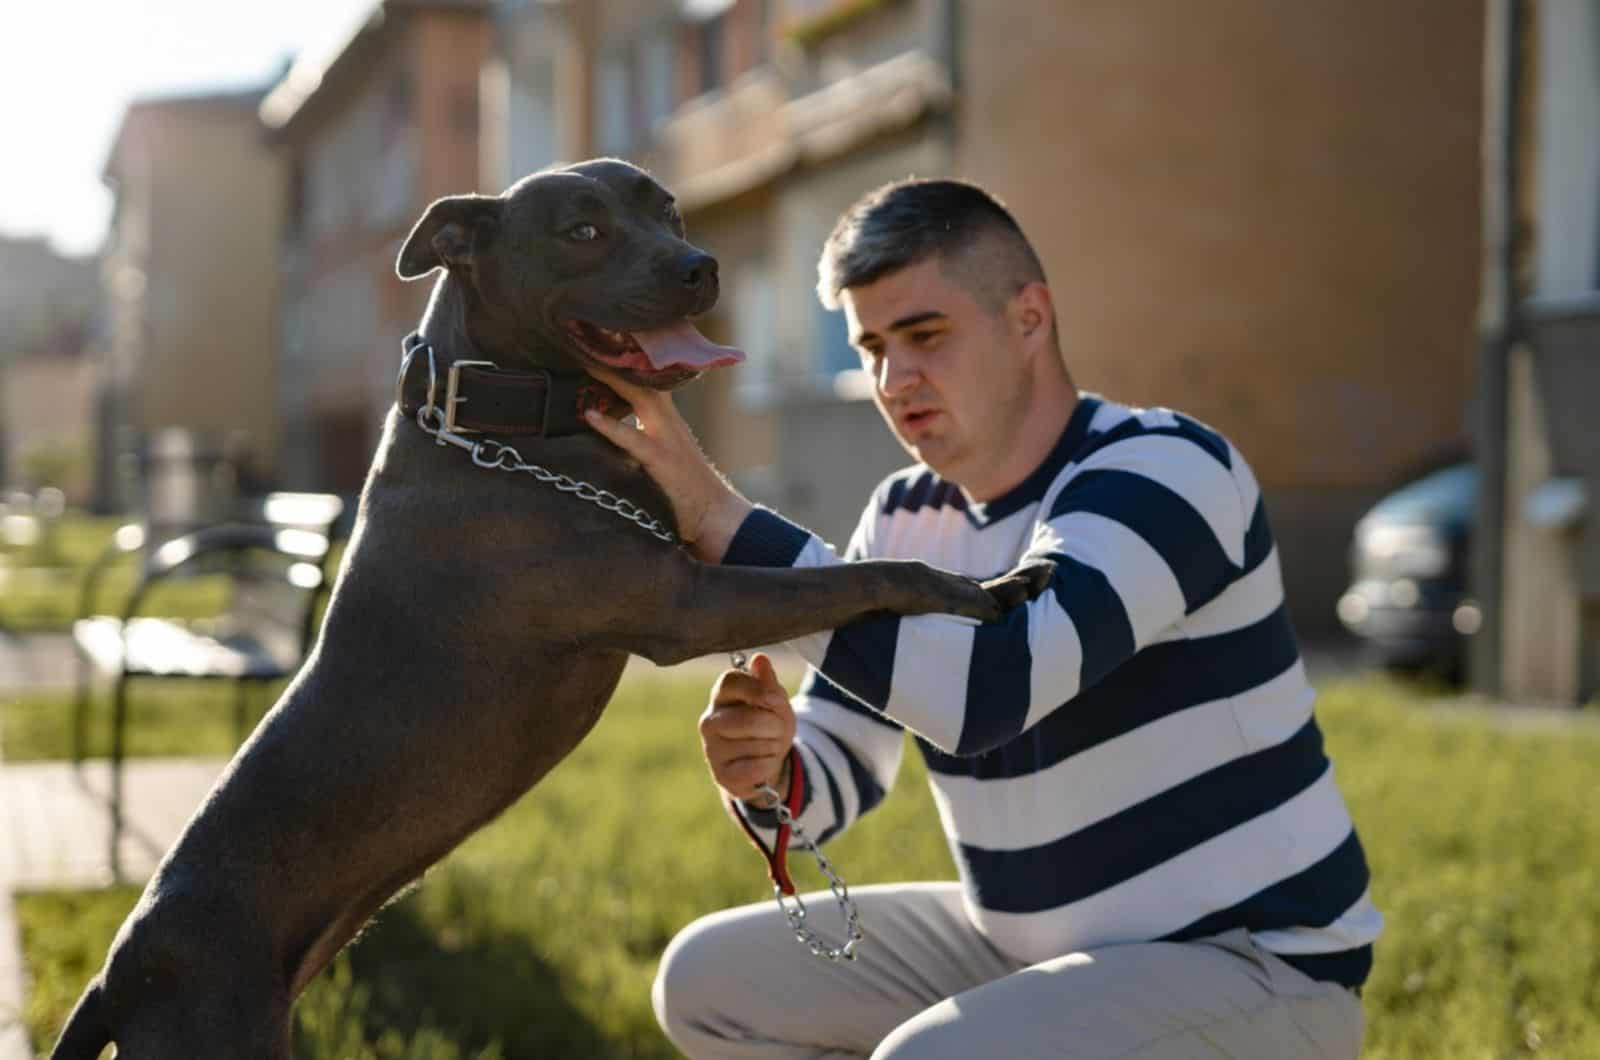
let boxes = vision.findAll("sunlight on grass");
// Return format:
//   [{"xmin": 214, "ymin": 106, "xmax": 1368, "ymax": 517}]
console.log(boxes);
[
  {"xmin": 15, "ymin": 670, "xmax": 1600, "ymax": 1057},
  {"xmin": 1, "ymin": 677, "xmax": 282, "ymax": 761}
]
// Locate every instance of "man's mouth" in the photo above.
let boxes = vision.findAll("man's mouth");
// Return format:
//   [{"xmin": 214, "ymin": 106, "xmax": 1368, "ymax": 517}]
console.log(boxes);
[
  {"xmin": 562, "ymin": 319, "xmax": 745, "ymax": 383},
  {"xmin": 899, "ymin": 408, "xmax": 941, "ymax": 434}
]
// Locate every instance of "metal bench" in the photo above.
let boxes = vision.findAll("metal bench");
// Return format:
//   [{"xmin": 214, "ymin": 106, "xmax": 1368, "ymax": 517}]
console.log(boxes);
[{"xmin": 71, "ymin": 491, "xmax": 353, "ymax": 877}]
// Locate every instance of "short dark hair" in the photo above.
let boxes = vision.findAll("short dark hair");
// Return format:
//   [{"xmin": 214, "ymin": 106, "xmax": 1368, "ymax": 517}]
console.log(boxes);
[{"xmin": 816, "ymin": 178, "xmax": 1047, "ymax": 313}]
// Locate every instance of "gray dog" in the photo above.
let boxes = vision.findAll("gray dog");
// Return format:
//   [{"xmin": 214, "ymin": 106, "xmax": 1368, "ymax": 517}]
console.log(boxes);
[{"xmin": 50, "ymin": 159, "xmax": 1050, "ymax": 1058}]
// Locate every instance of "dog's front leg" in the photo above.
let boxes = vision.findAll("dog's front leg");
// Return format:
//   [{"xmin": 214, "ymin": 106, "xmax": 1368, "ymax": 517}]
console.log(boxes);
[{"xmin": 595, "ymin": 553, "xmax": 1050, "ymax": 666}]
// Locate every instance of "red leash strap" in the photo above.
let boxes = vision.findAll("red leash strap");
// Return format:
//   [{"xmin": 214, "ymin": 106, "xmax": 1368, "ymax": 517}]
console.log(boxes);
[{"xmin": 727, "ymin": 747, "xmax": 805, "ymax": 895}]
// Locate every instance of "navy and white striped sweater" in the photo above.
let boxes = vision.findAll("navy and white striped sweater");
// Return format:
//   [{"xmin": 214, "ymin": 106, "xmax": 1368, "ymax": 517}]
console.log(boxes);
[{"xmin": 726, "ymin": 394, "xmax": 1381, "ymax": 987}]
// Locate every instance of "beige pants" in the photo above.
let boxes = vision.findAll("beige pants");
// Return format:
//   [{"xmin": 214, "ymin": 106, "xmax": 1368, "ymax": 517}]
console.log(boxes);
[{"xmin": 653, "ymin": 883, "xmax": 1363, "ymax": 1059}]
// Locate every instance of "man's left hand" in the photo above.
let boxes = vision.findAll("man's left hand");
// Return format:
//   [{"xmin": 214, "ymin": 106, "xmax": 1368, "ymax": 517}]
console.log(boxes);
[{"xmin": 582, "ymin": 367, "xmax": 753, "ymax": 562}]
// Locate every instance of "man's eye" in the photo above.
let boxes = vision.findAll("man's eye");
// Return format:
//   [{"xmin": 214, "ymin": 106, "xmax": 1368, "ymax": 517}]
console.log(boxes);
[
  {"xmin": 569, "ymin": 223, "xmax": 601, "ymax": 242},
  {"xmin": 911, "ymin": 330, "xmax": 940, "ymax": 345}
]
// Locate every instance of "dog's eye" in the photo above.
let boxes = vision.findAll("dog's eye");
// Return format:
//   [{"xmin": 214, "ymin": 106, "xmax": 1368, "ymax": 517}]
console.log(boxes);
[
  {"xmin": 568, "ymin": 223, "xmax": 601, "ymax": 242},
  {"xmin": 662, "ymin": 201, "xmax": 682, "ymax": 225}
]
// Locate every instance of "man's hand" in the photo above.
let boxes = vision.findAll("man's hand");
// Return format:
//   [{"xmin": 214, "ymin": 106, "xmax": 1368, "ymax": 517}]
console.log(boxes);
[
  {"xmin": 582, "ymin": 368, "xmax": 754, "ymax": 562},
  {"xmin": 700, "ymin": 652, "xmax": 796, "ymax": 805}
]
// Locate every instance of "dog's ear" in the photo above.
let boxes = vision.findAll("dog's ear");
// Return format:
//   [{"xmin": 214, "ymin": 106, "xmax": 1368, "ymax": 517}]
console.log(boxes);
[{"xmin": 396, "ymin": 194, "xmax": 500, "ymax": 280}]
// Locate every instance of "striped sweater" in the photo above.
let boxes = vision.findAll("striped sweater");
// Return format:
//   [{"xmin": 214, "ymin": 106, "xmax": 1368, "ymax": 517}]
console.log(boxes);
[{"xmin": 725, "ymin": 394, "xmax": 1382, "ymax": 987}]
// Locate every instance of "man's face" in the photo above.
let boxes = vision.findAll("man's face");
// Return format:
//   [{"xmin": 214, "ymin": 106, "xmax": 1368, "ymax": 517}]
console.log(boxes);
[{"xmin": 841, "ymin": 256, "xmax": 1029, "ymax": 493}]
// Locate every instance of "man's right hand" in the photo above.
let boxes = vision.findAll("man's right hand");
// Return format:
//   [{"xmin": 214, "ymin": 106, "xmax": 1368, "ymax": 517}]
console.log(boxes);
[
  {"xmin": 700, "ymin": 652, "xmax": 796, "ymax": 805},
  {"xmin": 581, "ymin": 366, "xmax": 754, "ymax": 563}
]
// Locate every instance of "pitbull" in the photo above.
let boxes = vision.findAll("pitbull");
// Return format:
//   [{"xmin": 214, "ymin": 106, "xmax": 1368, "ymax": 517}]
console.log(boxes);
[{"xmin": 51, "ymin": 159, "xmax": 1050, "ymax": 1058}]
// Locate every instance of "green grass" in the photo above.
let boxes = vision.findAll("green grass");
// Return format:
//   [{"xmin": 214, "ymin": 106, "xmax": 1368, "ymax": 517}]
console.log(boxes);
[
  {"xmin": 0, "ymin": 515, "xmax": 123, "ymax": 632},
  {"xmin": 0, "ymin": 677, "xmax": 283, "ymax": 761},
  {"xmin": 0, "ymin": 513, "xmax": 233, "ymax": 632},
  {"xmin": 12, "ymin": 671, "xmax": 1600, "ymax": 1058}
]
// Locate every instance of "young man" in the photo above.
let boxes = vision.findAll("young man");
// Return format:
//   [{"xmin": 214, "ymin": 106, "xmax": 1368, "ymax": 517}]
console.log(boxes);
[{"xmin": 585, "ymin": 179, "xmax": 1379, "ymax": 1059}]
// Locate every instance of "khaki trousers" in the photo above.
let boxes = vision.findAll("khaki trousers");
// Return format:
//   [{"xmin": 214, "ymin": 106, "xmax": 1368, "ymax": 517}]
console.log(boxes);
[{"xmin": 653, "ymin": 883, "xmax": 1363, "ymax": 1059}]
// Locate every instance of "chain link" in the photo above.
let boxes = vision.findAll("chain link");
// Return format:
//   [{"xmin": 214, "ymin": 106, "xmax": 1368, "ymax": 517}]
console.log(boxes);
[
  {"xmin": 418, "ymin": 406, "xmax": 677, "ymax": 543},
  {"xmin": 732, "ymin": 651, "xmax": 864, "ymax": 962},
  {"xmin": 754, "ymin": 781, "xmax": 865, "ymax": 961}
]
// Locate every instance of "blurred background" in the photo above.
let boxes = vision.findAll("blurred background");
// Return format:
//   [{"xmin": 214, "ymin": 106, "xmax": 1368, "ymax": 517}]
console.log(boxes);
[{"xmin": 0, "ymin": 0, "xmax": 1595, "ymax": 698}]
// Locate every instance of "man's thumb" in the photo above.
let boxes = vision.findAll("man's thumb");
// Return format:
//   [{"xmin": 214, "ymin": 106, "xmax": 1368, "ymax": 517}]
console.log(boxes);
[{"xmin": 750, "ymin": 651, "xmax": 781, "ymax": 690}]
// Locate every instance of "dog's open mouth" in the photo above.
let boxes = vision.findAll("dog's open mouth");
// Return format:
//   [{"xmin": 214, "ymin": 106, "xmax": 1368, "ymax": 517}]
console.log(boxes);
[{"xmin": 563, "ymin": 319, "xmax": 745, "ymax": 384}]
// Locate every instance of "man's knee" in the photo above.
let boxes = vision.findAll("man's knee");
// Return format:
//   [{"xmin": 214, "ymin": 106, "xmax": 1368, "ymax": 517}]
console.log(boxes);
[
  {"xmin": 652, "ymin": 908, "xmax": 756, "ymax": 1048},
  {"xmin": 871, "ymin": 1000, "xmax": 967, "ymax": 1060},
  {"xmin": 653, "ymin": 915, "xmax": 712, "ymax": 1040}
]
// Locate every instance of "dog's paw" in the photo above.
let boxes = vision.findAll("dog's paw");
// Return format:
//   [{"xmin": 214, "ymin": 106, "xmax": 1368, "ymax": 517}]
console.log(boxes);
[{"xmin": 981, "ymin": 559, "xmax": 1056, "ymax": 612}]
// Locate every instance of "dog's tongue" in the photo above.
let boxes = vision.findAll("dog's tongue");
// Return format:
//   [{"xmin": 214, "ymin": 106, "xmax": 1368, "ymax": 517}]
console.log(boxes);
[{"xmin": 631, "ymin": 321, "xmax": 745, "ymax": 371}]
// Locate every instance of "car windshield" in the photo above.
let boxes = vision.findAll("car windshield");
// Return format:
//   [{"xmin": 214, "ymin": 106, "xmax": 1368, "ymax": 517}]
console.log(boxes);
[{"xmin": 1367, "ymin": 463, "xmax": 1478, "ymax": 528}]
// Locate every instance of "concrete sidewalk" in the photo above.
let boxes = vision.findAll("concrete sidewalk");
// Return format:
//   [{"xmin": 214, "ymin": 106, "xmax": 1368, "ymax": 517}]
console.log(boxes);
[{"xmin": 0, "ymin": 632, "xmax": 227, "ymax": 1058}]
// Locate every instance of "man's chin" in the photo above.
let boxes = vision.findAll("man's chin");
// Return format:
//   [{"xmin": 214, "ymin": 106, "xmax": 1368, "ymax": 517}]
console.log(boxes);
[{"xmin": 903, "ymin": 438, "xmax": 949, "ymax": 473}]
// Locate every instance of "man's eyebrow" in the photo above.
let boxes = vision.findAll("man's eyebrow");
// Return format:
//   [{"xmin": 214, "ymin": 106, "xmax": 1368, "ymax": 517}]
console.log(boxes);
[{"xmin": 852, "ymin": 310, "xmax": 947, "ymax": 346}]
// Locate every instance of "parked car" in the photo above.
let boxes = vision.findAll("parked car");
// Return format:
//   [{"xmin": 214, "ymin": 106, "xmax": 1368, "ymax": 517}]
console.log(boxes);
[{"xmin": 1336, "ymin": 462, "xmax": 1480, "ymax": 679}]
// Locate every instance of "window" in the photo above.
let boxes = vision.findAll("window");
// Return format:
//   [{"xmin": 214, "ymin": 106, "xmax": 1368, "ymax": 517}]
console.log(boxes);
[
  {"xmin": 732, "ymin": 264, "xmax": 777, "ymax": 407},
  {"xmin": 594, "ymin": 23, "xmax": 679, "ymax": 155},
  {"xmin": 679, "ymin": 0, "xmax": 734, "ymax": 98},
  {"xmin": 507, "ymin": 58, "xmax": 558, "ymax": 178},
  {"xmin": 371, "ymin": 74, "xmax": 416, "ymax": 226},
  {"xmin": 640, "ymin": 30, "xmax": 677, "ymax": 134},
  {"xmin": 813, "ymin": 303, "xmax": 858, "ymax": 385},
  {"xmin": 596, "ymin": 46, "xmax": 634, "ymax": 156},
  {"xmin": 697, "ymin": 14, "xmax": 727, "ymax": 95}
]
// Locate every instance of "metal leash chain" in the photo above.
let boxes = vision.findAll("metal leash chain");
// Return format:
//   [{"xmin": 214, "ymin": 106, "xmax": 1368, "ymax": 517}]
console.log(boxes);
[
  {"xmin": 403, "ymin": 343, "xmax": 676, "ymax": 543},
  {"xmin": 733, "ymin": 651, "xmax": 865, "ymax": 962}
]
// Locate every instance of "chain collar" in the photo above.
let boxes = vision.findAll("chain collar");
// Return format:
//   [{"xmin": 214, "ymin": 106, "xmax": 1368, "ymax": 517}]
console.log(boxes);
[{"xmin": 399, "ymin": 340, "xmax": 677, "ymax": 544}]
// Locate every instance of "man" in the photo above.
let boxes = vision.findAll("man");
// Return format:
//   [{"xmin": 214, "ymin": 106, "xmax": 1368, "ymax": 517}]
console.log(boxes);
[{"xmin": 584, "ymin": 178, "xmax": 1379, "ymax": 1059}]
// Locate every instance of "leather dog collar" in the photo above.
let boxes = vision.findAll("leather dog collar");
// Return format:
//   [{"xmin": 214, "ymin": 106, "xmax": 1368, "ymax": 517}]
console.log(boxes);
[{"xmin": 397, "ymin": 334, "xmax": 629, "ymax": 438}]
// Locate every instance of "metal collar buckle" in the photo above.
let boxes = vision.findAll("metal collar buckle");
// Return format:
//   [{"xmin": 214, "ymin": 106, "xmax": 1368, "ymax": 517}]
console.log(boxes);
[
  {"xmin": 399, "ymin": 341, "xmax": 567, "ymax": 443},
  {"xmin": 443, "ymin": 359, "xmax": 496, "ymax": 435},
  {"xmin": 452, "ymin": 361, "xmax": 561, "ymax": 439}
]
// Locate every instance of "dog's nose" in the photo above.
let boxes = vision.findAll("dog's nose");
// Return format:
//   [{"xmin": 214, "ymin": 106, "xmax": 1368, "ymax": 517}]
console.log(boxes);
[{"xmin": 677, "ymin": 251, "xmax": 719, "ymax": 296}]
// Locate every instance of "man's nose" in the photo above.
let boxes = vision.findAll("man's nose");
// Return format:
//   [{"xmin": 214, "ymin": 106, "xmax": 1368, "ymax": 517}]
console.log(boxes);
[{"xmin": 876, "ymin": 349, "xmax": 920, "ymax": 397}]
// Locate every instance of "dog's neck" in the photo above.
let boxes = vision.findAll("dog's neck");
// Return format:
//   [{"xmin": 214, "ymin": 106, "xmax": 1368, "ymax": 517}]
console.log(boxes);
[
  {"xmin": 405, "ymin": 270, "xmax": 628, "ymax": 438},
  {"xmin": 417, "ymin": 270, "xmax": 576, "ymax": 375}
]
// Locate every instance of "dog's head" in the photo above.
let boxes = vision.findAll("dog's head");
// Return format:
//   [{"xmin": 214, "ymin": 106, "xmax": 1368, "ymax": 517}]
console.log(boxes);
[{"xmin": 396, "ymin": 158, "xmax": 744, "ymax": 389}]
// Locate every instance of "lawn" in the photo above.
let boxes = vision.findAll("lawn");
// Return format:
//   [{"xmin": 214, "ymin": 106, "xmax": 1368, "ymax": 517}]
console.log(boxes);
[
  {"xmin": 10, "ymin": 668, "xmax": 1600, "ymax": 1058},
  {"xmin": 0, "ymin": 513, "xmax": 232, "ymax": 633}
]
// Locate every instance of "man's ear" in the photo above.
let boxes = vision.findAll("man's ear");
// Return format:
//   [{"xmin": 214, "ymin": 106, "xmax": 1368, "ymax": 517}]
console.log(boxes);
[
  {"xmin": 396, "ymin": 194, "xmax": 500, "ymax": 280},
  {"xmin": 1011, "ymin": 280, "xmax": 1055, "ymax": 344}
]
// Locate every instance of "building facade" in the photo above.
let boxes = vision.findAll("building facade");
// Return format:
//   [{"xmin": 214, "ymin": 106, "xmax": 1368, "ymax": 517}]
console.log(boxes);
[
  {"xmin": 99, "ymin": 84, "xmax": 287, "ymax": 509},
  {"xmin": 0, "ymin": 236, "xmax": 99, "ymax": 497},
  {"xmin": 263, "ymin": 0, "xmax": 492, "ymax": 491}
]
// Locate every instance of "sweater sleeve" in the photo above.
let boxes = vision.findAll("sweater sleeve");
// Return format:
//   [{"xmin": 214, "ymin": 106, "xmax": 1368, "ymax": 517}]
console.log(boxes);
[
  {"xmin": 726, "ymin": 496, "xmax": 906, "ymax": 859},
  {"xmin": 722, "ymin": 431, "xmax": 1250, "ymax": 755}
]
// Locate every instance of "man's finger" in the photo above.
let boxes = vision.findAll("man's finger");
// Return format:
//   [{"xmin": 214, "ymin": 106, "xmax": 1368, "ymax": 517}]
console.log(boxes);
[
  {"xmin": 702, "ymin": 706, "xmax": 785, "ymax": 740},
  {"xmin": 714, "ymin": 753, "xmax": 786, "ymax": 792},
  {"xmin": 583, "ymin": 408, "xmax": 649, "ymax": 460},
  {"xmin": 585, "ymin": 365, "xmax": 673, "ymax": 423},
  {"xmin": 712, "ymin": 670, "xmax": 786, "ymax": 708},
  {"xmin": 709, "ymin": 739, "xmax": 788, "ymax": 765}
]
